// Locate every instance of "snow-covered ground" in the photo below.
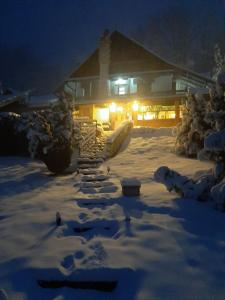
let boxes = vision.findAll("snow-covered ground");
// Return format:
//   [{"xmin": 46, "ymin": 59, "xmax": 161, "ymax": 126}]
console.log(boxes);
[{"xmin": 0, "ymin": 127, "xmax": 225, "ymax": 300}]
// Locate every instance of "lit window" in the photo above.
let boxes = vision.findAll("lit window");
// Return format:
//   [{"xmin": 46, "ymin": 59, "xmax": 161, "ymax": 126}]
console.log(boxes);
[
  {"xmin": 115, "ymin": 78, "xmax": 127, "ymax": 85},
  {"xmin": 166, "ymin": 111, "xmax": 176, "ymax": 119},
  {"xmin": 109, "ymin": 102, "xmax": 116, "ymax": 113},
  {"xmin": 119, "ymin": 86, "xmax": 126, "ymax": 95},
  {"xmin": 144, "ymin": 112, "xmax": 156, "ymax": 120}
]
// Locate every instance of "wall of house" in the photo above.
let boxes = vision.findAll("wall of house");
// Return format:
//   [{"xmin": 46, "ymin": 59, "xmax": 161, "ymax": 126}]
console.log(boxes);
[
  {"xmin": 134, "ymin": 118, "xmax": 180, "ymax": 127},
  {"xmin": 78, "ymin": 104, "xmax": 93, "ymax": 119}
]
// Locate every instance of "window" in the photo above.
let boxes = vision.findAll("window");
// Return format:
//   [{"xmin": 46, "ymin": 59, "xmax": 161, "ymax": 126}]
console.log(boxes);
[
  {"xmin": 112, "ymin": 77, "xmax": 137, "ymax": 96},
  {"xmin": 118, "ymin": 86, "xmax": 126, "ymax": 95},
  {"xmin": 137, "ymin": 105, "xmax": 176, "ymax": 120},
  {"xmin": 151, "ymin": 75, "xmax": 173, "ymax": 92}
]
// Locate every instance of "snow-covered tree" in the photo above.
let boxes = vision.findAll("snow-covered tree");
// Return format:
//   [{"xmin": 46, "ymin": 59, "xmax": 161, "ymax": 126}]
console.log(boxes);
[
  {"xmin": 175, "ymin": 91, "xmax": 210, "ymax": 157},
  {"xmin": 36, "ymin": 93, "xmax": 79, "ymax": 174},
  {"xmin": 156, "ymin": 69, "xmax": 225, "ymax": 211},
  {"xmin": 213, "ymin": 44, "xmax": 225, "ymax": 81}
]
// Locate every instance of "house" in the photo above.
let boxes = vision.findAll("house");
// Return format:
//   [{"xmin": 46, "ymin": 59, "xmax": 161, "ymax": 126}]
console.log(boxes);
[
  {"xmin": 0, "ymin": 90, "xmax": 58, "ymax": 114},
  {"xmin": 0, "ymin": 88, "xmax": 28, "ymax": 113},
  {"xmin": 63, "ymin": 30, "xmax": 213, "ymax": 128}
]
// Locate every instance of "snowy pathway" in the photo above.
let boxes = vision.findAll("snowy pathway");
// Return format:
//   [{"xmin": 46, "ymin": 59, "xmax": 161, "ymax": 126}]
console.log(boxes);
[{"xmin": 0, "ymin": 128, "xmax": 225, "ymax": 300}]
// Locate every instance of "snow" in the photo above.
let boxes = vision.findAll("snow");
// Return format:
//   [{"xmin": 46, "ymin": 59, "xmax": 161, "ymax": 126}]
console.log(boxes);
[
  {"xmin": 0, "ymin": 128, "xmax": 225, "ymax": 300},
  {"xmin": 121, "ymin": 178, "xmax": 141, "ymax": 187},
  {"xmin": 106, "ymin": 120, "xmax": 132, "ymax": 143}
]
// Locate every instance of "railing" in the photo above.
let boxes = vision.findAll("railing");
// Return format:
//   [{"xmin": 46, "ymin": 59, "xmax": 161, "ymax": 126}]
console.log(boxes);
[
  {"xmin": 76, "ymin": 118, "xmax": 97, "ymax": 152},
  {"xmin": 105, "ymin": 120, "xmax": 133, "ymax": 158}
]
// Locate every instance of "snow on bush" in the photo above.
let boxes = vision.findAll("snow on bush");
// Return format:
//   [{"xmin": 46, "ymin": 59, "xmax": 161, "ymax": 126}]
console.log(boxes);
[
  {"xmin": 175, "ymin": 91, "xmax": 210, "ymax": 157},
  {"xmin": 0, "ymin": 94, "xmax": 80, "ymax": 174},
  {"xmin": 211, "ymin": 180, "xmax": 225, "ymax": 211},
  {"xmin": 154, "ymin": 166, "xmax": 215, "ymax": 201},
  {"xmin": 156, "ymin": 69, "xmax": 225, "ymax": 211},
  {"xmin": 35, "ymin": 94, "xmax": 79, "ymax": 173},
  {"xmin": 213, "ymin": 44, "xmax": 225, "ymax": 82}
]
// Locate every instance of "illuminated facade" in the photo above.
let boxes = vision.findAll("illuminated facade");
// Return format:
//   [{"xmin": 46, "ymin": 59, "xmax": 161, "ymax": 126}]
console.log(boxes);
[{"xmin": 63, "ymin": 31, "xmax": 212, "ymax": 128}]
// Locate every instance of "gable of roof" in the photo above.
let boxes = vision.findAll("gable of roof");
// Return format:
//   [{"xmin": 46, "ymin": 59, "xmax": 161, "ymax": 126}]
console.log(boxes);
[
  {"xmin": 70, "ymin": 31, "xmax": 213, "ymax": 84},
  {"xmin": 70, "ymin": 31, "xmax": 174, "ymax": 78}
]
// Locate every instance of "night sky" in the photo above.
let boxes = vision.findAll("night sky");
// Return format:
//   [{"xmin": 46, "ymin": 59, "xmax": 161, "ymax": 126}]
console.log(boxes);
[{"xmin": 0, "ymin": 0, "xmax": 224, "ymax": 91}]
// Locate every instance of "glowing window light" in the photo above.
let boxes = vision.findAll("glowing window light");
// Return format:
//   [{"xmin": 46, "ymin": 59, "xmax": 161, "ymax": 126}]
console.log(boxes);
[
  {"xmin": 109, "ymin": 102, "xmax": 116, "ymax": 113},
  {"xmin": 115, "ymin": 78, "xmax": 127, "ymax": 85},
  {"xmin": 140, "ymin": 105, "xmax": 146, "ymax": 112},
  {"xmin": 132, "ymin": 101, "xmax": 139, "ymax": 112},
  {"xmin": 166, "ymin": 111, "xmax": 176, "ymax": 119},
  {"xmin": 144, "ymin": 112, "xmax": 155, "ymax": 120},
  {"xmin": 97, "ymin": 108, "xmax": 109, "ymax": 122},
  {"xmin": 118, "ymin": 86, "xmax": 126, "ymax": 95},
  {"xmin": 137, "ymin": 114, "xmax": 143, "ymax": 120},
  {"xmin": 117, "ymin": 106, "xmax": 123, "ymax": 112}
]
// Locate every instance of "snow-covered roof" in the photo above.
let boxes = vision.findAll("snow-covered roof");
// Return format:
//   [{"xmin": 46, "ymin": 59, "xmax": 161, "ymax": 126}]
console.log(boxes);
[
  {"xmin": 188, "ymin": 87, "xmax": 209, "ymax": 95},
  {"xmin": 28, "ymin": 93, "xmax": 58, "ymax": 107}
]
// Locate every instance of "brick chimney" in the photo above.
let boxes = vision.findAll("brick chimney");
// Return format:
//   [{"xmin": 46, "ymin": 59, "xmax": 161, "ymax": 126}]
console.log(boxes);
[{"xmin": 98, "ymin": 29, "xmax": 111, "ymax": 99}]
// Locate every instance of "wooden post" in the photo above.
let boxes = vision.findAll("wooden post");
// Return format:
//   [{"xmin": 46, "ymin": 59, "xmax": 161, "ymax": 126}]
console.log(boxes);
[{"xmin": 175, "ymin": 99, "xmax": 180, "ymax": 120}]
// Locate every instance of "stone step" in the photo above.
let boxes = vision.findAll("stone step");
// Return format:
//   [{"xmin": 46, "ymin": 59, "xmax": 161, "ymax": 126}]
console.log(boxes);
[
  {"xmin": 80, "ymin": 185, "xmax": 118, "ymax": 194},
  {"xmin": 79, "ymin": 169, "xmax": 104, "ymax": 175},
  {"xmin": 78, "ymin": 164, "xmax": 101, "ymax": 169},
  {"xmin": 80, "ymin": 181, "xmax": 114, "ymax": 188},
  {"xmin": 81, "ymin": 174, "xmax": 109, "ymax": 182},
  {"xmin": 77, "ymin": 158, "xmax": 104, "ymax": 164}
]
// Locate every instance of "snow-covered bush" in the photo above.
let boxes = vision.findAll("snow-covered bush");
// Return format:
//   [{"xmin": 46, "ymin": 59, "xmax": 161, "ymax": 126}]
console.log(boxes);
[
  {"xmin": 156, "ymin": 70, "xmax": 225, "ymax": 211},
  {"xmin": 154, "ymin": 166, "xmax": 215, "ymax": 201},
  {"xmin": 0, "ymin": 94, "xmax": 80, "ymax": 174},
  {"xmin": 32, "ymin": 94, "xmax": 79, "ymax": 174},
  {"xmin": 175, "ymin": 92, "xmax": 210, "ymax": 157}
]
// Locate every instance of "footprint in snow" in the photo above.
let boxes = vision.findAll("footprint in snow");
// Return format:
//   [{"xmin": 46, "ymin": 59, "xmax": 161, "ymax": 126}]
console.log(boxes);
[
  {"xmin": 79, "ymin": 212, "xmax": 89, "ymax": 221},
  {"xmin": 74, "ymin": 250, "xmax": 85, "ymax": 259},
  {"xmin": 82, "ymin": 241, "xmax": 107, "ymax": 267},
  {"xmin": 60, "ymin": 255, "xmax": 75, "ymax": 274}
]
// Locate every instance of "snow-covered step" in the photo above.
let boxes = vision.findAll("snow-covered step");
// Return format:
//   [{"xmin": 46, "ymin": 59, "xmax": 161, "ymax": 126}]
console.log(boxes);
[
  {"xmin": 81, "ymin": 174, "xmax": 109, "ymax": 182},
  {"xmin": 80, "ymin": 181, "xmax": 114, "ymax": 189},
  {"xmin": 80, "ymin": 185, "xmax": 118, "ymax": 194},
  {"xmin": 63, "ymin": 219, "xmax": 119, "ymax": 240},
  {"xmin": 79, "ymin": 169, "xmax": 104, "ymax": 175},
  {"xmin": 78, "ymin": 164, "xmax": 101, "ymax": 169},
  {"xmin": 77, "ymin": 158, "xmax": 104, "ymax": 164}
]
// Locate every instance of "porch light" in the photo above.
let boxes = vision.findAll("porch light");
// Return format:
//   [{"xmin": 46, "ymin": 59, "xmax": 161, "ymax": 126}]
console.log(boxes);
[
  {"xmin": 132, "ymin": 101, "xmax": 139, "ymax": 112},
  {"xmin": 109, "ymin": 102, "xmax": 116, "ymax": 113}
]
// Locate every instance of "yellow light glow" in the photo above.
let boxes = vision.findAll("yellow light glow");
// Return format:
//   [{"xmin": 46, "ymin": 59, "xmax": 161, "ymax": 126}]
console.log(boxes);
[
  {"xmin": 117, "ymin": 106, "xmax": 123, "ymax": 112},
  {"xmin": 109, "ymin": 102, "xmax": 116, "ymax": 113},
  {"xmin": 137, "ymin": 114, "xmax": 143, "ymax": 120},
  {"xmin": 167, "ymin": 112, "xmax": 176, "ymax": 119},
  {"xmin": 144, "ymin": 112, "xmax": 155, "ymax": 120},
  {"xmin": 132, "ymin": 101, "xmax": 139, "ymax": 112},
  {"xmin": 96, "ymin": 108, "xmax": 109, "ymax": 122},
  {"xmin": 140, "ymin": 105, "xmax": 146, "ymax": 112}
]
